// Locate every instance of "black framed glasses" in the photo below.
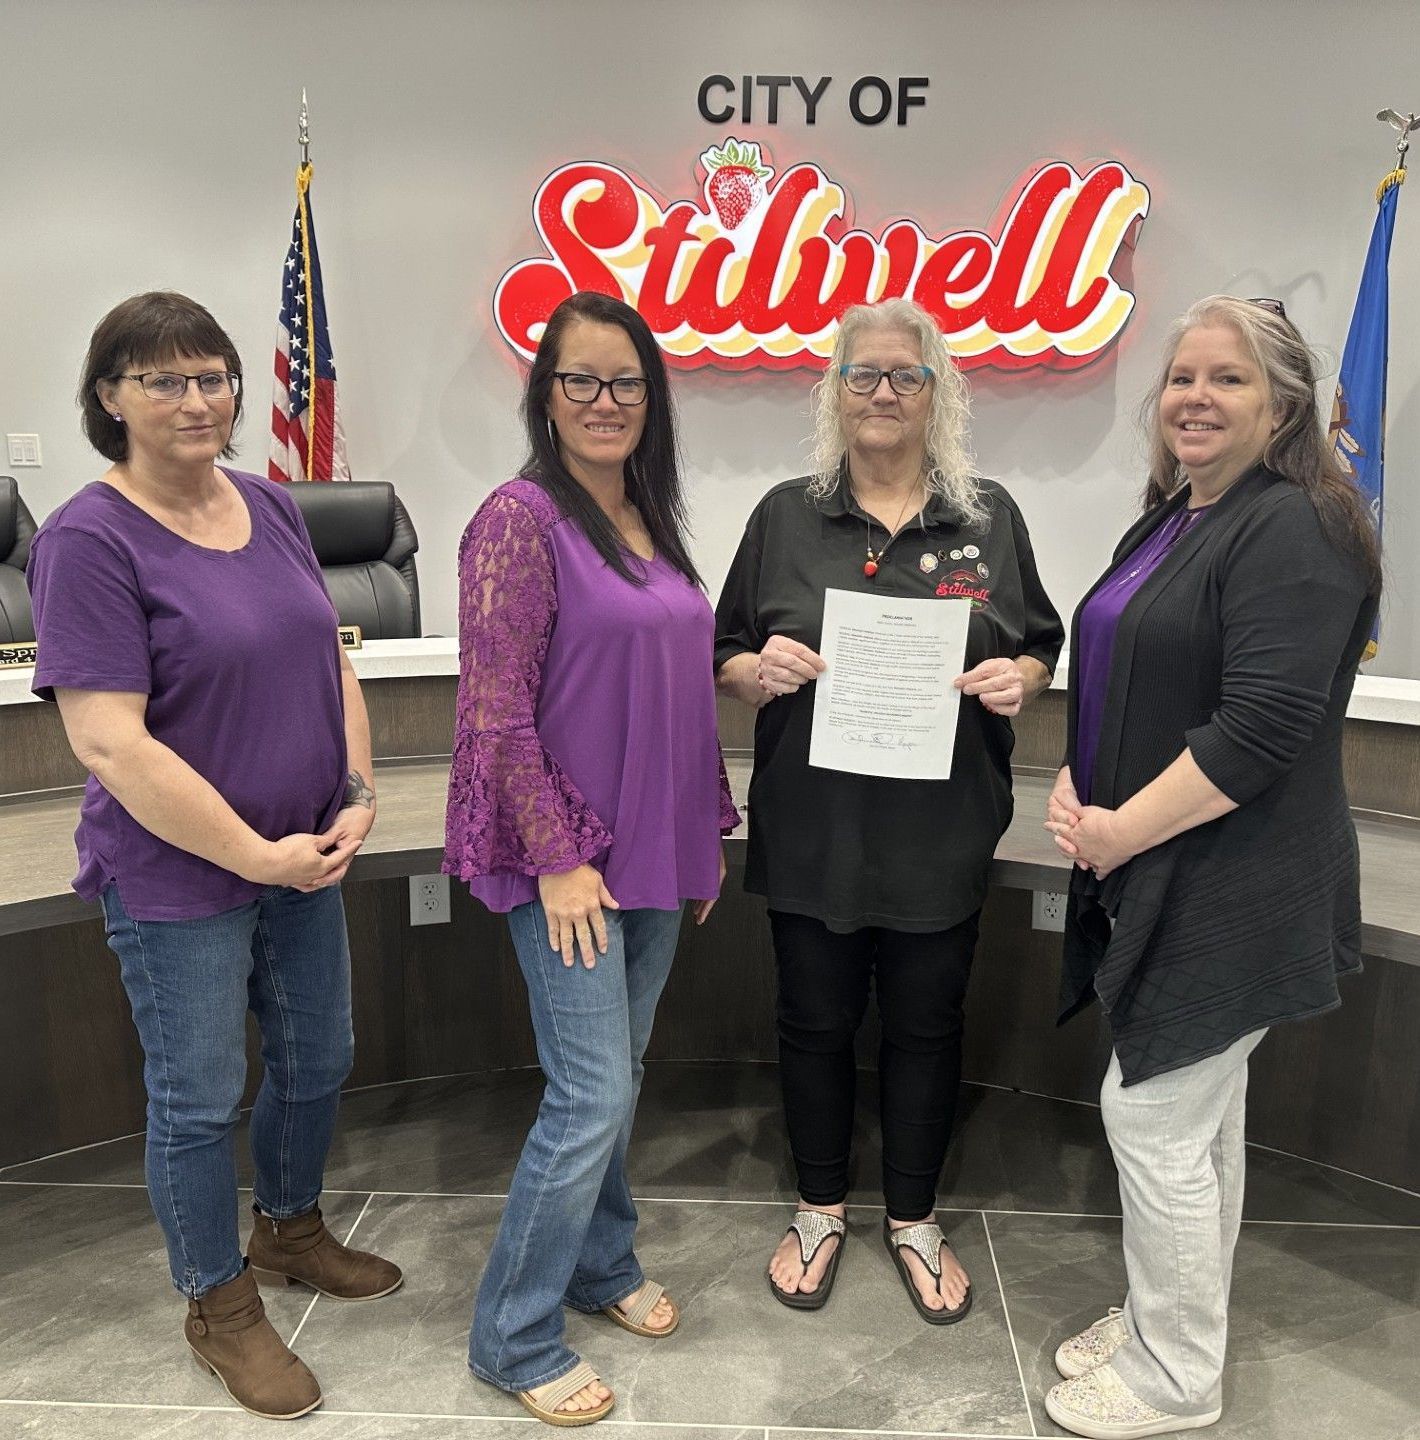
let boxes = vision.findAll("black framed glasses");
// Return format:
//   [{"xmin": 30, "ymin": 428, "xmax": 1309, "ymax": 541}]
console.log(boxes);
[
  {"xmin": 122, "ymin": 370, "xmax": 241, "ymax": 401},
  {"xmin": 553, "ymin": 372, "xmax": 649, "ymax": 406},
  {"xmin": 839, "ymin": 363, "xmax": 934, "ymax": 396},
  {"xmin": 1247, "ymin": 297, "xmax": 1287, "ymax": 319}
]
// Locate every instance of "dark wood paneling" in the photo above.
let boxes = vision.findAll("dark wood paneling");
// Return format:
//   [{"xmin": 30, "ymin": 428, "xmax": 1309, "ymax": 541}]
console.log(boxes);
[
  {"xmin": 1007, "ymin": 690, "xmax": 1067, "ymax": 773},
  {"xmin": 963, "ymin": 888, "xmax": 1114, "ymax": 1099},
  {"xmin": 975, "ymin": 693, "xmax": 1420, "ymax": 821},
  {"xmin": 715, "ymin": 693, "xmax": 755, "ymax": 755},
  {"xmin": 345, "ymin": 878, "xmax": 409, "ymax": 1086},
  {"xmin": 363, "ymin": 675, "xmax": 458, "ymax": 760},
  {"xmin": 0, "ymin": 918, "xmax": 147, "ymax": 1160},
  {"xmin": 0, "ymin": 885, "xmax": 421, "ymax": 1162},
  {"xmin": 961, "ymin": 887, "xmax": 1420, "ymax": 1191},
  {"xmin": 967, "ymin": 694, "xmax": 1420, "ymax": 827},
  {"xmin": 1344, "ymin": 718, "xmax": 1420, "ymax": 818},
  {"xmin": 0, "ymin": 673, "xmax": 462, "ymax": 808},
  {"xmin": 0, "ymin": 702, "xmax": 86, "ymax": 796},
  {"xmin": 5, "ymin": 871, "xmax": 1420, "ymax": 1193},
  {"xmin": 1246, "ymin": 959, "xmax": 1420, "ymax": 1181},
  {"xmin": 399, "ymin": 883, "xmax": 538, "ymax": 1076},
  {"xmin": 7, "ymin": 676, "xmax": 1412, "ymax": 824},
  {"xmin": 648, "ymin": 874, "xmax": 778, "ymax": 1063}
]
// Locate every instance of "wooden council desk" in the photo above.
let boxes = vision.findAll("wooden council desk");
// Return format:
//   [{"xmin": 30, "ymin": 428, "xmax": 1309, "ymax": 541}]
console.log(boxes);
[{"xmin": 3, "ymin": 642, "xmax": 1418, "ymax": 1191}]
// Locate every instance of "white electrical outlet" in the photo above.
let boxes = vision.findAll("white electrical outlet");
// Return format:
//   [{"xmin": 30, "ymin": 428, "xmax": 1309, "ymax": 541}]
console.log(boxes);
[
  {"xmin": 1032, "ymin": 890, "xmax": 1067, "ymax": 932},
  {"xmin": 409, "ymin": 873, "xmax": 450, "ymax": 926},
  {"xmin": 6, "ymin": 433, "xmax": 41, "ymax": 466}
]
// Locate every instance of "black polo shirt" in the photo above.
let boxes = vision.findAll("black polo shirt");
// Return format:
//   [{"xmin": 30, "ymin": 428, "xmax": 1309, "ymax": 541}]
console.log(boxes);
[{"xmin": 714, "ymin": 475, "xmax": 1064, "ymax": 933}]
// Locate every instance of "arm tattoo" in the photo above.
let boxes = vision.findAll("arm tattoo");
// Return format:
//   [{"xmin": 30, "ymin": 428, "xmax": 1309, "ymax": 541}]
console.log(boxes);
[{"xmin": 344, "ymin": 769, "xmax": 375, "ymax": 808}]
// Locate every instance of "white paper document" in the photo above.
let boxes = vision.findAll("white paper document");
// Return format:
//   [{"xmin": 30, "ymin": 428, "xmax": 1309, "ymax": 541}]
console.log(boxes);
[{"xmin": 809, "ymin": 588, "xmax": 971, "ymax": 779}]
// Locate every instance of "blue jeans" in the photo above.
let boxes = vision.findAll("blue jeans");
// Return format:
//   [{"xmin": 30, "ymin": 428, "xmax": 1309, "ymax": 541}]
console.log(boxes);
[
  {"xmin": 469, "ymin": 901, "xmax": 683, "ymax": 1392},
  {"xmin": 100, "ymin": 883, "xmax": 354, "ymax": 1299}
]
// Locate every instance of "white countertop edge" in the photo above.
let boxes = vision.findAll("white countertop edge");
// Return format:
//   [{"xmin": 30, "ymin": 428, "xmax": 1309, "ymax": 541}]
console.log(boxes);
[
  {"xmin": 1046, "ymin": 650, "xmax": 1420, "ymax": 726},
  {"xmin": 0, "ymin": 638, "xmax": 461, "ymax": 706},
  {"xmin": 5, "ymin": 638, "xmax": 1420, "ymax": 724},
  {"xmin": 346, "ymin": 637, "xmax": 459, "ymax": 680}
]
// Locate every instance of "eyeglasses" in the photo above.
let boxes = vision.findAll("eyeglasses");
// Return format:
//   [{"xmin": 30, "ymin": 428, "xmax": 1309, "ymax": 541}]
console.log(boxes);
[
  {"xmin": 553, "ymin": 372, "xmax": 649, "ymax": 406},
  {"xmin": 1247, "ymin": 297, "xmax": 1287, "ymax": 319},
  {"xmin": 839, "ymin": 364, "xmax": 934, "ymax": 396},
  {"xmin": 121, "ymin": 371, "xmax": 241, "ymax": 401}
]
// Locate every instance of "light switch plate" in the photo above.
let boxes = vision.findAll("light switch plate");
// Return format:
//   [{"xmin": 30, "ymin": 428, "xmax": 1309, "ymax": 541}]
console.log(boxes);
[{"xmin": 6, "ymin": 434, "xmax": 41, "ymax": 466}]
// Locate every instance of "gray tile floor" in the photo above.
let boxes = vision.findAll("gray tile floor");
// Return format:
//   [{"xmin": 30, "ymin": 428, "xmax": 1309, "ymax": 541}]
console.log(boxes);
[{"xmin": 3, "ymin": 1062, "xmax": 1419, "ymax": 1438}]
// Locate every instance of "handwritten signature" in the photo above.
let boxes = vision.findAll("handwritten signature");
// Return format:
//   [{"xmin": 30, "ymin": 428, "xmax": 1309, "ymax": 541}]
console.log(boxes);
[{"xmin": 842, "ymin": 731, "xmax": 916, "ymax": 751}]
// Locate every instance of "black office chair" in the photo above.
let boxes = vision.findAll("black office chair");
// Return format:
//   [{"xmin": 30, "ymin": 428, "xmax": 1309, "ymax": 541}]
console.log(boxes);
[
  {"xmin": 0, "ymin": 475, "xmax": 37, "ymax": 644},
  {"xmin": 284, "ymin": 481, "xmax": 421, "ymax": 639}
]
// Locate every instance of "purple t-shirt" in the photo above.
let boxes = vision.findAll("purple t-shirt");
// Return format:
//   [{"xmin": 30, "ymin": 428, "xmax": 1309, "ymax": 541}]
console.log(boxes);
[
  {"xmin": 1074, "ymin": 505, "xmax": 1208, "ymax": 804},
  {"xmin": 444, "ymin": 479, "xmax": 737, "ymax": 914},
  {"xmin": 28, "ymin": 469, "xmax": 347, "ymax": 920}
]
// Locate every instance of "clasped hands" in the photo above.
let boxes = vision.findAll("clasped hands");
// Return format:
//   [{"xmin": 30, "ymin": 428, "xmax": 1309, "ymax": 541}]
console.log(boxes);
[
  {"xmin": 1045, "ymin": 766, "xmax": 1136, "ymax": 879},
  {"xmin": 755, "ymin": 635, "xmax": 1030, "ymax": 716},
  {"xmin": 244, "ymin": 801, "xmax": 376, "ymax": 893}
]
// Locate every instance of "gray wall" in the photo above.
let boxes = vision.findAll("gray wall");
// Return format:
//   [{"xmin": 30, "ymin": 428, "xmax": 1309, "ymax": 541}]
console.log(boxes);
[{"xmin": 2, "ymin": 0, "xmax": 1416, "ymax": 674}]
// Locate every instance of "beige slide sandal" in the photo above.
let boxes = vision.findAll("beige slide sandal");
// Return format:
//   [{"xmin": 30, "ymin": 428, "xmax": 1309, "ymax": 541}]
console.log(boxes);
[
  {"xmin": 517, "ymin": 1360, "xmax": 615, "ymax": 1427},
  {"xmin": 602, "ymin": 1279, "xmax": 679, "ymax": 1337}
]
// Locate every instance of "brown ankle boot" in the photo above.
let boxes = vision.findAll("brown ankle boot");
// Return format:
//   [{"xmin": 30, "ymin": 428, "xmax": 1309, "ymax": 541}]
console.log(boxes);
[
  {"xmin": 247, "ymin": 1204, "xmax": 403, "ymax": 1300},
  {"xmin": 185, "ymin": 1263, "xmax": 322, "ymax": 1420}
]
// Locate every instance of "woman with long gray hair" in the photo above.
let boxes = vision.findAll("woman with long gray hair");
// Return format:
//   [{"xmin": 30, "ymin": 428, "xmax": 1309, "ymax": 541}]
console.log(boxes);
[{"xmin": 715, "ymin": 298, "xmax": 1063, "ymax": 1321}]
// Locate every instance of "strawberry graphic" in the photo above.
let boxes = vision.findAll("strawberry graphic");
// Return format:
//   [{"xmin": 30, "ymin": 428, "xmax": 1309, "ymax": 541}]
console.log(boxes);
[{"xmin": 699, "ymin": 138, "xmax": 772, "ymax": 230}]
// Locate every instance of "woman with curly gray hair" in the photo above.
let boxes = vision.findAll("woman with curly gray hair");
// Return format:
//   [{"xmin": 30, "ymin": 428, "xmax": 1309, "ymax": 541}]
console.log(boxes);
[{"xmin": 714, "ymin": 298, "xmax": 1063, "ymax": 1321}]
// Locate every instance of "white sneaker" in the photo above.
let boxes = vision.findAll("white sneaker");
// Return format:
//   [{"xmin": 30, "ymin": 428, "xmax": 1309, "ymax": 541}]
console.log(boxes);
[
  {"xmin": 1054, "ymin": 1306, "xmax": 1129, "ymax": 1379},
  {"xmin": 1045, "ymin": 1363, "xmax": 1222, "ymax": 1439}
]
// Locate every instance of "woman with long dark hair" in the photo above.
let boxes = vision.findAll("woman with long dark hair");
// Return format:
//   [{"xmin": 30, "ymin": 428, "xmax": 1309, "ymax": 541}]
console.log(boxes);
[
  {"xmin": 444, "ymin": 291, "xmax": 737, "ymax": 1426},
  {"xmin": 1042, "ymin": 296, "xmax": 1381, "ymax": 1438}
]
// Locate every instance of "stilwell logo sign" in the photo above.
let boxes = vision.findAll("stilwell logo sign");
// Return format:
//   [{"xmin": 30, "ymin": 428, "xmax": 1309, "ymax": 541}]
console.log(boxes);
[{"xmin": 494, "ymin": 141, "xmax": 1150, "ymax": 373}]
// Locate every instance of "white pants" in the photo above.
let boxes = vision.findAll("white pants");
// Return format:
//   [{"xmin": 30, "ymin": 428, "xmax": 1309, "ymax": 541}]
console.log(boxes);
[{"xmin": 1100, "ymin": 1029, "xmax": 1267, "ymax": 1415}]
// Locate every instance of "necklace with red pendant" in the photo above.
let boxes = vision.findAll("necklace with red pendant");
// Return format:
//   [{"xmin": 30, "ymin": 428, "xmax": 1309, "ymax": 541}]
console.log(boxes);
[{"xmin": 860, "ymin": 484, "xmax": 923, "ymax": 578}]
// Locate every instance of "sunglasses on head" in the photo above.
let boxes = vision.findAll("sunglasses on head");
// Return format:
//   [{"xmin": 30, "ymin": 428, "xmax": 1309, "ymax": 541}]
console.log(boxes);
[{"xmin": 1247, "ymin": 297, "xmax": 1287, "ymax": 319}]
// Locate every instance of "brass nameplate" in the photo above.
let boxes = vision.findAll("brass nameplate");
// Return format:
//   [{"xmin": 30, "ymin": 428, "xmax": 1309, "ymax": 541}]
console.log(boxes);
[{"xmin": 0, "ymin": 633, "xmax": 363, "ymax": 667}]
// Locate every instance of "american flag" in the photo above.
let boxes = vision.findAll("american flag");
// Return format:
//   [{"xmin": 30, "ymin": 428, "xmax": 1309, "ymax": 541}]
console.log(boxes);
[{"xmin": 269, "ymin": 162, "xmax": 349, "ymax": 482}]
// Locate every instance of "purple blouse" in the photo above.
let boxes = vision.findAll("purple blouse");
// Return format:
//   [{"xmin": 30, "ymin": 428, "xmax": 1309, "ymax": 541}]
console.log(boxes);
[
  {"xmin": 28, "ymin": 470, "xmax": 347, "ymax": 920},
  {"xmin": 442, "ymin": 477, "xmax": 739, "ymax": 913},
  {"xmin": 1074, "ymin": 505, "xmax": 1208, "ymax": 804}
]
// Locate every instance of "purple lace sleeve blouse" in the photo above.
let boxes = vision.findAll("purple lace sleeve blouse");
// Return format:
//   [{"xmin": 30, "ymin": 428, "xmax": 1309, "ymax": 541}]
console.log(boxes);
[{"xmin": 442, "ymin": 477, "xmax": 739, "ymax": 913}]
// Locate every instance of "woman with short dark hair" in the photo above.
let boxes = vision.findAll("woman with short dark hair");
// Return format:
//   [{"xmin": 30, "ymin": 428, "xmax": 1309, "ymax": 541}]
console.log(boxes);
[
  {"xmin": 28, "ymin": 291, "xmax": 401, "ymax": 1422},
  {"xmin": 444, "ymin": 291, "xmax": 738, "ymax": 1426},
  {"xmin": 1042, "ymin": 296, "xmax": 1381, "ymax": 1439}
]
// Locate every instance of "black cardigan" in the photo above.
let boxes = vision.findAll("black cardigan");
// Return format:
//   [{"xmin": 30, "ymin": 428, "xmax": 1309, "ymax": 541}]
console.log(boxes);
[{"xmin": 1059, "ymin": 468, "xmax": 1378, "ymax": 1084}]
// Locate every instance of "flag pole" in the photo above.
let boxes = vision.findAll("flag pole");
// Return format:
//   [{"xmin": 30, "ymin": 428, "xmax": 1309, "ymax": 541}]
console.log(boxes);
[
  {"xmin": 296, "ymin": 91, "xmax": 317, "ymax": 476},
  {"xmin": 1330, "ymin": 108, "xmax": 1415, "ymax": 661},
  {"xmin": 271, "ymin": 88, "xmax": 349, "ymax": 483},
  {"xmin": 1374, "ymin": 108, "xmax": 1417, "ymax": 199}
]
